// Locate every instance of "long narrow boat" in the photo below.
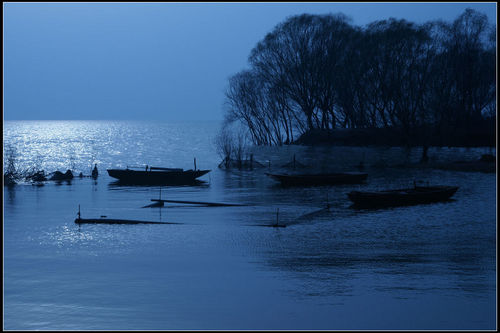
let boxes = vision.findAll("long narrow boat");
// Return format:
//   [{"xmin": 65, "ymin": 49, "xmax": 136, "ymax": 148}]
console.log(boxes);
[
  {"xmin": 107, "ymin": 166, "xmax": 210, "ymax": 185},
  {"xmin": 74, "ymin": 217, "xmax": 181, "ymax": 225},
  {"xmin": 74, "ymin": 206, "xmax": 179, "ymax": 224},
  {"xmin": 149, "ymin": 198, "xmax": 247, "ymax": 207},
  {"xmin": 266, "ymin": 172, "xmax": 368, "ymax": 186},
  {"xmin": 347, "ymin": 185, "xmax": 459, "ymax": 208}
]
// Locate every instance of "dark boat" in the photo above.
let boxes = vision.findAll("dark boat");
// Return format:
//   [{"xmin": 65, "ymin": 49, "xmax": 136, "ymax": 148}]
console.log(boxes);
[
  {"xmin": 75, "ymin": 217, "xmax": 180, "ymax": 225},
  {"xmin": 107, "ymin": 166, "xmax": 210, "ymax": 185},
  {"xmin": 347, "ymin": 185, "xmax": 459, "ymax": 208},
  {"xmin": 74, "ymin": 205, "xmax": 180, "ymax": 224},
  {"xmin": 266, "ymin": 172, "xmax": 368, "ymax": 186}
]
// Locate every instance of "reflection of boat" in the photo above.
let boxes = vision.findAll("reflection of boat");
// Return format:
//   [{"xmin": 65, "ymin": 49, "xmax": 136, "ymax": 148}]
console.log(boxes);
[
  {"xmin": 347, "ymin": 185, "xmax": 459, "ymax": 208},
  {"xmin": 107, "ymin": 166, "xmax": 210, "ymax": 185},
  {"xmin": 266, "ymin": 172, "xmax": 367, "ymax": 186}
]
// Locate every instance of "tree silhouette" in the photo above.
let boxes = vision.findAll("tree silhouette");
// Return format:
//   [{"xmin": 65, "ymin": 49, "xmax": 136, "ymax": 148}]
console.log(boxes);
[{"xmin": 221, "ymin": 9, "xmax": 496, "ymax": 149}]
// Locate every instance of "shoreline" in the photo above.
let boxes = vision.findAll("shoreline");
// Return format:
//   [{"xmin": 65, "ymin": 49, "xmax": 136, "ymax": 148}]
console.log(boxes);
[{"xmin": 293, "ymin": 128, "xmax": 496, "ymax": 148}]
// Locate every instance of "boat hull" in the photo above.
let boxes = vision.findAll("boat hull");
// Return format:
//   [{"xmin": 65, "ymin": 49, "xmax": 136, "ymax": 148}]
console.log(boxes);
[
  {"xmin": 107, "ymin": 169, "xmax": 210, "ymax": 185},
  {"xmin": 348, "ymin": 186, "xmax": 459, "ymax": 208},
  {"xmin": 75, "ymin": 218, "xmax": 178, "ymax": 225},
  {"xmin": 266, "ymin": 172, "xmax": 368, "ymax": 186}
]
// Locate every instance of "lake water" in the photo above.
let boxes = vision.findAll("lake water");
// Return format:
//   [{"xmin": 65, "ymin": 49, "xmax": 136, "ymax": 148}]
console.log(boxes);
[{"xmin": 3, "ymin": 120, "xmax": 497, "ymax": 330}]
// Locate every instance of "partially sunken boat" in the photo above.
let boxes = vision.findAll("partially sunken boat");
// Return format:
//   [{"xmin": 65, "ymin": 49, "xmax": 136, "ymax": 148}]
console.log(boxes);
[
  {"xmin": 347, "ymin": 185, "xmax": 459, "ymax": 208},
  {"xmin": 107, "ymin": 166, "xmax": 210, "ymax": 185},
  {"xmin": 266, "ymin": 172, "xmax": 368, "ymax": 186},
  {"xmin": 74, "ymin": 206, "xmax": 180, "ymax": 225},
  {"xmin": 75, "ymin": 217, "xmax": 180, "ymax": 225}
]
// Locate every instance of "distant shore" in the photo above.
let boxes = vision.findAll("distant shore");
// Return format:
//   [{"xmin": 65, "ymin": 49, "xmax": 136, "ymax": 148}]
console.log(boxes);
[
  {"xmin": 293, "ymin": 127, "xmax": 496, "ymax": 148},
  {"xmin": 286, "ymin": 128, "xmax": 496, "ymax": 174}
]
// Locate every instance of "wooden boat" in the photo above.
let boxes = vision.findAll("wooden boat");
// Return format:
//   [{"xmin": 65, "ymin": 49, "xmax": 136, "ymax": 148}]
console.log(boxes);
[
  {"xmin": 107, "ymin": 166, "xmax": 210, "ymax": 185},
  {"xmin": 149, "ymin": 198, "xmax": 247, "ymax": 207},
  {"xmin": 347, "ymin": 185, "xmax": 459, "ymax": 208},
  {"xmin": 74, "ymin": 205, "xmax": 179, "ymax": 224},
  {"xmin": 266, "ymin": 172, "xmax": 368, "ymax": 186},
  {"xmin": 75, "ymin": 217, "xmax": 180, "ymax": 225},
  {"xmin": 253, "ymin": 223, "xmax": 286, "ymax": 228}
]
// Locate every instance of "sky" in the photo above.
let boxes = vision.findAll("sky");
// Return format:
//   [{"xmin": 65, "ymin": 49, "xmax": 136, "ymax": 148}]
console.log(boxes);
[{"xmin": 3, "ymin": 2, "xmax": 497, "ymax": 121}]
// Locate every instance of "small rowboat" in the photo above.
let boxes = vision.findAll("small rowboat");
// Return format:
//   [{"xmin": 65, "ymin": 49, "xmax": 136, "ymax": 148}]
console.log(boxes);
[
  {"xmin": 347, "ymin": 185, "xmax": 459, "ymax": 208},
  {"xmin": 266, "ymin": 172, "xmax": 368, "ymax": 186}
]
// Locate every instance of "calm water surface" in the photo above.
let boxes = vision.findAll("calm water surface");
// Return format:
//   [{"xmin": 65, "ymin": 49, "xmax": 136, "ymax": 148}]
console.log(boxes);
[{"xmin": 3, "ymin": 121, "xmax": 497, "ymax": 330}]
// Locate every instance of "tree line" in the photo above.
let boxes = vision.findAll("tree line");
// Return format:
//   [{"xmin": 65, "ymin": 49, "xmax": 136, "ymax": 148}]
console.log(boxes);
[{"xmin": 221, "ymin": 9, "xmax": 496, "ymax": 148}]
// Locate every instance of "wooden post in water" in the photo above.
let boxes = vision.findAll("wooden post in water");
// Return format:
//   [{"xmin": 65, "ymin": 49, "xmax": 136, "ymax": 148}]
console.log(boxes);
[
  {"xmin": 76, "ymin": 204, "xmax": 82, "ymax": 230},
  {"xmin": 77, "ymin": 205, "xmax": 81, "ymax": 230},
  {"xmin": 194, "ymin": 158, "xmax": 197, "ymax": 171}
]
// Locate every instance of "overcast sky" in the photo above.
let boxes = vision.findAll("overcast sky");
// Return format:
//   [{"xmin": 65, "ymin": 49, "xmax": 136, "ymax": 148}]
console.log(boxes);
[{"xmin": 3, "ymin": 2, "xmax": 497, "ymax": 121}]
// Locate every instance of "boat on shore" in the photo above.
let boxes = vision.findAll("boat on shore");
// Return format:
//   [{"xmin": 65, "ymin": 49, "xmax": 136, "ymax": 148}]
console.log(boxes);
[
  {"xmin": 347, "ymin": 185, "xmax": 459, "ymax": 208},
  {"xmin": 266, "ymin": 172, "xmax": 368, "ymax": 186},
  {"xmin": 107, "ymin": 166, "xmax": 210, "ymax": 185}
]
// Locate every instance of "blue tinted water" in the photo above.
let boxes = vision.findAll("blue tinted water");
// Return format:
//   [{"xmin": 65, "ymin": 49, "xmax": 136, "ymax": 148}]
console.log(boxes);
[{"xmin": 3, "ymin": 121, "xmax": 497, "ymax": 330}]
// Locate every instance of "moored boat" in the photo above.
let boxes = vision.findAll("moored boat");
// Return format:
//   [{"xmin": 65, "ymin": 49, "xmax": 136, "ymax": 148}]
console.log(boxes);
[
  {"xmin": 266, "ymin": 172, "xmax": 368, "ymax": 186},
  {"xmin": 107, "ymin": 166, "xmax": 210, "ymax": 185},
  {"xmin": 347, "ymin": 185, "xmax": 459, "ymax": 208}
]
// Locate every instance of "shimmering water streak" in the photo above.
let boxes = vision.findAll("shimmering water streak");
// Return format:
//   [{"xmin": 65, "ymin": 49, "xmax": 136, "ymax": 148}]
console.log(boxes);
[{"xmin": 3, "ymin": 120, "xmax": 219, "ymax": 174}]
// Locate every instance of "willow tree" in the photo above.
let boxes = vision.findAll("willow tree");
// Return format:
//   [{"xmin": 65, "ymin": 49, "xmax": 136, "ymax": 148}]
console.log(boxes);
[
  {"xmin": 364, "ymin": 18, "xmax": 436, "ymax": 146},
  {"xmin": 310, "ymin": 14, "xmax": 356, "ymax": 129},
  {"xmin": 225, "ymin": 70, "xmax": 293, "ymax": 145},
  {"xmin": 249, "ymin": 14, "xmax": 324, "ymax": 131},
  {"xmin": 424, "ymin": 8, "xmax": 495, "ymax": 145},
  {"xmin": 220, "ymin": 9, "xmax": 495, "ymax": 149},
  {"xmin": 443, "ymin": 9, "xmax": 495, "ymax": 139}
]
